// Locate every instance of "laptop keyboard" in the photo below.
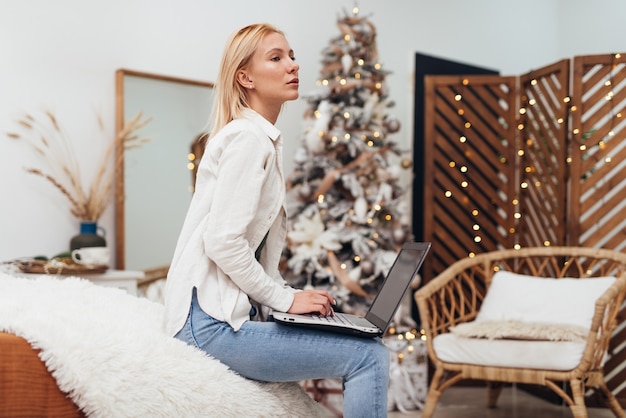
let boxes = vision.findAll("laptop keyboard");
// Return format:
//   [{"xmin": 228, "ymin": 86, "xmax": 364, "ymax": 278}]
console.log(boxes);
[{"xmin": 311, "ymin": 313, "xmax": 356, "ymax": 326}]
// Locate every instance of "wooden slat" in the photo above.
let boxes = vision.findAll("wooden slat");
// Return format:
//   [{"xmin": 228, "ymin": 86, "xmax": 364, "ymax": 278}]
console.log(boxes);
[
  {"xmin": 517, "ymin": 59, "xmax": 570, "ymax": 248},
  {"xmin": 423, "ymin": 75, "xmax": 516, "ymax": 282},
  {"xmin": 570, "ymin": 54, "xmax": 626, "ymax": 250}
]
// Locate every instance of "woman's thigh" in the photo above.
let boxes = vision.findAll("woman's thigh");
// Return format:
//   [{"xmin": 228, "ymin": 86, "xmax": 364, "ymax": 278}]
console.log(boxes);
[{"xmin": 176, "ymin": 294, "xmax": 387, "ymax": 382}]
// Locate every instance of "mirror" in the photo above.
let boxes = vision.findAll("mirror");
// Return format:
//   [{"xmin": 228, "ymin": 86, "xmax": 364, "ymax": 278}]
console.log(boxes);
[{"xmin": 115, "ymin": 69, "xmax": 214, "ymax": 279}]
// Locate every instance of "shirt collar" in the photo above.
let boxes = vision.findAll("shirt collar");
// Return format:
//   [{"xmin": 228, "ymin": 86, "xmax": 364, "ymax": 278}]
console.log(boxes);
[{"xmin": 241, "ymin": 108, "xmax": 281, "ymax": 142}]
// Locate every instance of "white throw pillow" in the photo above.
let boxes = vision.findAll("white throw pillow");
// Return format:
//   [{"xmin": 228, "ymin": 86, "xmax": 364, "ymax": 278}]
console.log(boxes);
[{"xmin": 476, "ymin": 271, "xmax": 615, "ymax": 329}]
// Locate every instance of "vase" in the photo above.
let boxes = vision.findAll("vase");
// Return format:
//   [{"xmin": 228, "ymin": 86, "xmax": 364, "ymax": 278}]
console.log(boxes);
[{"xmin": 70, "ymin": 221, "xmax": 107, "ymax": 251}]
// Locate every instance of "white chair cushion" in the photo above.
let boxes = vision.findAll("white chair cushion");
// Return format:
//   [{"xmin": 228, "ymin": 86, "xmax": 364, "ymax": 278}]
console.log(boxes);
[
  {"xmin": 433, "ymin": 333, "xmax": 586, "ymax": 371},
  {"xmin": 476, "ymin": 271, "xmax": 616, "ymax": 329}
]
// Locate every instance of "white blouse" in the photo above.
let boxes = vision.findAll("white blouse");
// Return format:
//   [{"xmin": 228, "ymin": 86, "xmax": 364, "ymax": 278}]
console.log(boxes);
[{"xmin": 163, "ymin": 109, "xmax": 296, "ymax": 334}]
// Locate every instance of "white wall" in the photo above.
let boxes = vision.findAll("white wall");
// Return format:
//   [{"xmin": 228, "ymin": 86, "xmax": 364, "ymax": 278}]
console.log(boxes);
[{"xmin": 0, "ymin": 0, "xmax": 622, "ymax": 262}]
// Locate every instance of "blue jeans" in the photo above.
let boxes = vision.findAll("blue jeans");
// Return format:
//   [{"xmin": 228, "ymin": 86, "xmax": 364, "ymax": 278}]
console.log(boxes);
[{"xmin": 175, "ymin": 289, "xmax": 389, "ymax": 417}]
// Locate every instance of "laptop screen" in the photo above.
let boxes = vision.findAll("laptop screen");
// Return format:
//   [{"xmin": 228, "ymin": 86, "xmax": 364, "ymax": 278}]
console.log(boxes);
[{"xmin": 365, "ymin": 242, "xmax": 430, "ymax": 332}]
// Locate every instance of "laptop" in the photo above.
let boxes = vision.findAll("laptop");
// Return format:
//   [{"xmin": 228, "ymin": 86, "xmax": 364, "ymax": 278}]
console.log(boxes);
[{"xmin": 272, "ymin": 242, "xmax": 431, "ymax": 338}]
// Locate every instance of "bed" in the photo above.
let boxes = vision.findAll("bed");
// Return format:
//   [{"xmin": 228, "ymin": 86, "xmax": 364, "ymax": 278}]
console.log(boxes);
[
  {"xmin": 0, "ymin": 272, "xmax": 325, "ymax": 417},
  {"xmin": 0, "ymin": 332, "xmax": 84, "ymax": 417}
]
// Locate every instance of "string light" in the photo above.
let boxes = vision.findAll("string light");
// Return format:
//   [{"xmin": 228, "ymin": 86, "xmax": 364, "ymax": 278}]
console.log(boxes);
[{"xmin": 187, "ymin": 152, "xmax": 196, "ymax": 171}]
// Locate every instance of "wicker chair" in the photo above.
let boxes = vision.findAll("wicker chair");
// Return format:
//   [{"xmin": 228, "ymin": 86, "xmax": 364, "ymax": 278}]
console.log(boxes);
[{"xmin": 414, "ymin": 246, "xmax": 626, "ymax": 418}]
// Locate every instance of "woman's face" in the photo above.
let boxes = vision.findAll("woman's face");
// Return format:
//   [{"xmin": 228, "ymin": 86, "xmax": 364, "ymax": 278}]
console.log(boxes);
[{"xmin": 244, "ymin": 32, "xmax": 300, "ymax": 111}]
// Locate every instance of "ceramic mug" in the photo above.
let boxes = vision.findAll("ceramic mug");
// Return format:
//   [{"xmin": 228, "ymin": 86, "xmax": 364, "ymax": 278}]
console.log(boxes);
[{"xmin": 71, "ymin": 246, "xmax": 110, "ymax": 266}]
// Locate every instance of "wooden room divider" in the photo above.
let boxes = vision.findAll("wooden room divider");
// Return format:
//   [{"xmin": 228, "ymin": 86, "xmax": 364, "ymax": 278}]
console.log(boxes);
[{"xmin": 420, "ymin": 52, "xmax": 626, "ymax": 406}]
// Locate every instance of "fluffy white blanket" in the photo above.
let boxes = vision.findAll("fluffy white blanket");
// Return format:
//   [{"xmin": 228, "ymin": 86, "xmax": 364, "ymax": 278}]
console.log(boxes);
[{"xmin": 0, "ymin": 273, "xmax": 326, "ymax": 417}]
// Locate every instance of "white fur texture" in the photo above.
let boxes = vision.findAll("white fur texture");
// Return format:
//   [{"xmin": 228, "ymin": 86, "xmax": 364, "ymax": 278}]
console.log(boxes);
[
  {"xmin": 450, "ymin": 319, "xmax": 588, "ymax": 342},
  {"xmin": 0, "ymin": 273, "xmax": 326, "ymax": 417}
]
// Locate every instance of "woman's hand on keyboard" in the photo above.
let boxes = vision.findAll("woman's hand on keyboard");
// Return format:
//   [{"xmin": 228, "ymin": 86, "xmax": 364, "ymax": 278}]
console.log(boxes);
[{"xmin": 288, "ymin": 290, "xmax": 336, "ymax": 316}]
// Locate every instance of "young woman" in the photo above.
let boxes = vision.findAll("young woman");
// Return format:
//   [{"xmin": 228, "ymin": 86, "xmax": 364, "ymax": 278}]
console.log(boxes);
[{"xmin": 164, "ymin": 23, "xmax": 389, "ymax": 417}]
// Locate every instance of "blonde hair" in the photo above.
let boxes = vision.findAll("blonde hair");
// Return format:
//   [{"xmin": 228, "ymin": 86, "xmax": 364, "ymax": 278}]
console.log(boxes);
[{"xmin": 207, "ymin": 23, "xmax": 284, "ymax": 138}]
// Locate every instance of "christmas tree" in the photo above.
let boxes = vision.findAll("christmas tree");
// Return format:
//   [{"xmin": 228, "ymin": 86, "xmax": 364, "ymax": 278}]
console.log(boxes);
[{"xmin": 281, "ymin": 7, "xmax": 414, "ymax": 316}]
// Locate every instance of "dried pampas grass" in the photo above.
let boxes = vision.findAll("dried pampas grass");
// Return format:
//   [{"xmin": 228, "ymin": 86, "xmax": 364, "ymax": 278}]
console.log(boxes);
[{"xmin": 7, "ymin": 110, "xmax": 151, "ymax": 221}]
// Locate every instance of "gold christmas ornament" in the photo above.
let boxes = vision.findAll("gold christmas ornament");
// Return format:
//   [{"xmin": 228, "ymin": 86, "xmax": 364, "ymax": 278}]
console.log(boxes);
[{"xmin": 401, "ymin": 158, "xmax": 413, "ymax": 169}]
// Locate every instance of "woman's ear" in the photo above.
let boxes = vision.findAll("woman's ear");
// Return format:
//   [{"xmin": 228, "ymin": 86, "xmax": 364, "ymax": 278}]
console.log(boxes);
[{"xmin": 236, "ymin": 70, "xmax": 253, "ymax": 89}]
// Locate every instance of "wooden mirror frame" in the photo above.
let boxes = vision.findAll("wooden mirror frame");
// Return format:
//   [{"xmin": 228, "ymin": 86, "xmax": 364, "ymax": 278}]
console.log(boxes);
[{"xmin": 115, "ymin": 69, "xmax": 214, "ymax": 279}]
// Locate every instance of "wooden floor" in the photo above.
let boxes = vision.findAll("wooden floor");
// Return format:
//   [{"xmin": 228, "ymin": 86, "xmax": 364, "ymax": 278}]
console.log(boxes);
[
  {"xmin": 318, "ymin": 386, "xmax": 619, "ymax": 417},
  {"xmin": 385, "ymin": 386, "xmax": 617, "ymax": 418}
]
